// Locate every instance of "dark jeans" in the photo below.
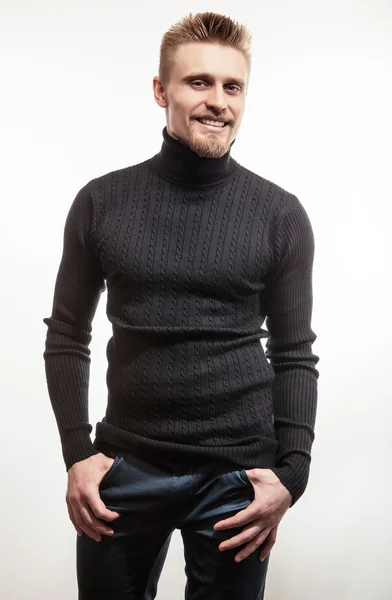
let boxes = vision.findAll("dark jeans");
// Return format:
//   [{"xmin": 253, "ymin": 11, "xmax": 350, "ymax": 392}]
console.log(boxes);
[{"xmin": 77, "ymin": 447, "xmax": 270, "ymax": 599}]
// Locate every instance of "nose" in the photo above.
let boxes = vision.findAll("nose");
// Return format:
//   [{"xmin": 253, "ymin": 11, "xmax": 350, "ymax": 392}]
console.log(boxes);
[{"xmin": 205, "ymin": 85, "xmax": 228, "ymax": 113}]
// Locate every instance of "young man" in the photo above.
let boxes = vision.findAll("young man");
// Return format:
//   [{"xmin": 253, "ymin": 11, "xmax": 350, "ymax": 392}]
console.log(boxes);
[{"xmin": 43, "ymin": 11, "xmax": 319, "ymax": 599}]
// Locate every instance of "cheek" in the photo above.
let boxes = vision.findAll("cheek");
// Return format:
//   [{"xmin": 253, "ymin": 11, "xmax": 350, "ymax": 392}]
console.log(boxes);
[
  {"xmin": 232, "ymin": 110, "xmax": 243, "ymax": 128},
  {"xmin": 173, "ymin": 101, "xmax": 192, "ymax": 118}
]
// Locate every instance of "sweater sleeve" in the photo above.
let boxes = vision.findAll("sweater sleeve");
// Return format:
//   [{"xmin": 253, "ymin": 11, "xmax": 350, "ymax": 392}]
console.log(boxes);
[
  {"xmin": 42, "ymin": 181, "xmax": 106, "ymax": 471},
  {"xmin": 264, "ymin": 195, "xmax": 320, "ymax": 506}
]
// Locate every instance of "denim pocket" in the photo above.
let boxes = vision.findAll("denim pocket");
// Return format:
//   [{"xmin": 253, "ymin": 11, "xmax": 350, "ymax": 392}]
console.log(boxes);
[
  {"xmin": 100, "ymin": 454, "xmax": 123, "ymax": 484},
  {"xmin": 237, "ymin": 468, "xmax": 251, "ymax": 485}
]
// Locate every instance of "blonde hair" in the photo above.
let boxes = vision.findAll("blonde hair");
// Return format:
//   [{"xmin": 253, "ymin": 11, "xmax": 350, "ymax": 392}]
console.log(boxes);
[{"xmin": 158, "ymin": 12, "xmax": 252, "ymax": 87}]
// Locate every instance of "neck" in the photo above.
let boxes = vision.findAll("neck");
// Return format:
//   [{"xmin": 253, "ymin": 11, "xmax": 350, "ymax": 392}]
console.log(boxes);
[{"xmin": 150, "ymin": 126, "xmax": 238, "ymax": 187}]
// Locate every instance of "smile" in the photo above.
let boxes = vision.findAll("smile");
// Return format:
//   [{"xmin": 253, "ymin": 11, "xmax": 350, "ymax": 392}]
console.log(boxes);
[{"xmin": 195, "ymin": 119, "xmax": 228, "ymax": 132}]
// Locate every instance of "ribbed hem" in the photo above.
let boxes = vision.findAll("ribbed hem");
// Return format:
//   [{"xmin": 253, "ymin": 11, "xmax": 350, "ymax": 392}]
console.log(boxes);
[{"xmin": 93, "ymin": 420, "xmax": 279, "ymax": 470}]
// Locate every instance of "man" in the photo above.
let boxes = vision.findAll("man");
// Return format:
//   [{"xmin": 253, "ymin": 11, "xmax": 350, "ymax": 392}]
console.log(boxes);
[{"xmin": 43, "ymin": 11, "xmax": 319, "ymax": 599}]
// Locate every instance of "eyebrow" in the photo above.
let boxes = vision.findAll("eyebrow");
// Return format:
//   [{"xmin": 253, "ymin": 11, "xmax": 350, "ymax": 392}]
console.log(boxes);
[{"xmin": 181, "ymin": 72, "xmax": 246, "ymax": 87}]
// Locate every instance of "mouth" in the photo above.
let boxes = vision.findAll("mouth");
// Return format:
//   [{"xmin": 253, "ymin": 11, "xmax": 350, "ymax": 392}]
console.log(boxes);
[{"xmin": 194, "ymin": 118, "xmax": 229, "ymax": 132}]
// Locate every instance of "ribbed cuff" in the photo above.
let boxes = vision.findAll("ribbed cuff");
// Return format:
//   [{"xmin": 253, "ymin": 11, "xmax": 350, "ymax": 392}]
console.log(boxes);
[
  {"xmin": 62, "ymin": 429, "xmax": 100, "ymax": 471},
  {"xmin": 269, "ymin": 463, "xmax": 310, "ymax": 507}
]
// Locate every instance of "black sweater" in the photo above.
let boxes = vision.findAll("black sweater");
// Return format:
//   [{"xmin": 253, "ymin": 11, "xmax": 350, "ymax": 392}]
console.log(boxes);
[{"xmin": 43, "ymin": 126, "xmax": 319, "ymax": 506}]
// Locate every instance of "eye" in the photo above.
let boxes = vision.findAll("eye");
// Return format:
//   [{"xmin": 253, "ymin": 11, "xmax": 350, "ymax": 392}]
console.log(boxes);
[
  {"xmin": 190, "ymin": 81, "xmax": 241, "ymax": 93},
  {"xmin": 226, "ymin": 84, "xmax": 241, "ymax": 93}
]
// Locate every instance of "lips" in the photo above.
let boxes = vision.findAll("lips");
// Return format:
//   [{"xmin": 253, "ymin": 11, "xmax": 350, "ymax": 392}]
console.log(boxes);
[{"xmin": 195, "ymin": 118, "xmax": 228, "ymax": 128}]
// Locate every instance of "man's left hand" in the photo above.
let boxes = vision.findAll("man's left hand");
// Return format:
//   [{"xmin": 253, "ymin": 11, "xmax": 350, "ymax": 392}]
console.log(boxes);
[{"xmin": 213, "ymin": 468, "xmax": 292, "ymax": 563}]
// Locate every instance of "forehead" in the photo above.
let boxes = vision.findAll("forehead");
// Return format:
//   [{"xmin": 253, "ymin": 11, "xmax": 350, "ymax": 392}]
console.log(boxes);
[{"xmin": 171, "ymin": 42, "xmax": 248, "ymax": 83}]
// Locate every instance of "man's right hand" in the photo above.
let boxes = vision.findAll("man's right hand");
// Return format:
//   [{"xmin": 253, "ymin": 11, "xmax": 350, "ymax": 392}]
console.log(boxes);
[{"xmin": 66, "ymin": 453, "xmax": 121, "ymax": 542}]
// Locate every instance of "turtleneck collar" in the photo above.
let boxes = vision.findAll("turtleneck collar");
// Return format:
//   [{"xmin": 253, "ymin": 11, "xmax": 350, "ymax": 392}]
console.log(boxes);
[{"xmin": 150, "ymin": 126, "xmax": 238, "ymax": 187}]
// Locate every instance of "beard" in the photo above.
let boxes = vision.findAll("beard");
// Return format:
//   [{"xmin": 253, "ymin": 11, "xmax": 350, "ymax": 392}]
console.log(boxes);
[{"xmin": 185, "ymin": 120, "xmax": 230, "ymax": 158}]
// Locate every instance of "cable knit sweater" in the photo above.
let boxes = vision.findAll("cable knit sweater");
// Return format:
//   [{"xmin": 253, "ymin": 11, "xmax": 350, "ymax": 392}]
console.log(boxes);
[{"xmin": 43, "ymin": 126, "xmax": 319, "ymax": 506}]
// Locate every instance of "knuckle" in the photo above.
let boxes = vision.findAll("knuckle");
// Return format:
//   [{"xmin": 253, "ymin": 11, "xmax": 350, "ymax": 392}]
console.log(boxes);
[
  {"xmin": 83, "ymin": 515, "xmax": 94, "ymax": 527},
  {"xmin": 93, "ymin": 508, "xmax": 106, "ymax": 519},
  {"xmin": 82, "ymin": 488, "xmax": 99, "ymax": 503},
  {"xmin": 79, "ymin": 488, "xmax": 91, "ymax": 500},
  {"xmin": 91, "ymin": 516, "xmax": 103, "ymax": 528},
  {"xmin": 68, "ymin": 492, "xmax": 81, "ymax": 504}
]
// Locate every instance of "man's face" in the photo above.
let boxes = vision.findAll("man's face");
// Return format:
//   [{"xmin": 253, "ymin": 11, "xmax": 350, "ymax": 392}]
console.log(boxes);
[{"xmin": 153, "ymin": 42, "xmax": 249, "ymax": 158}]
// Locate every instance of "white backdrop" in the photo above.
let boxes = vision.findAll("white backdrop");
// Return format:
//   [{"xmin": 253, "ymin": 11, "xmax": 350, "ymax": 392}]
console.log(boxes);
[{"xmin": 1, "ymin": 1, "xmax": 391, "ymax": 598}]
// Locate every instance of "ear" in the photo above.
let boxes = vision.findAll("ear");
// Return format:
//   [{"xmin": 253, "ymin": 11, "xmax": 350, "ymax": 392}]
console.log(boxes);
[{"xmin": 153, "ymin": 76, "xmax": 168, "ymax": 108}]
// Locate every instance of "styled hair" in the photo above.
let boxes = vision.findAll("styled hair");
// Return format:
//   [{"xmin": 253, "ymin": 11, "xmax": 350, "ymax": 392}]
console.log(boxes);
[{"xmin": 158, "ymin": 12, "xmax": 252, "ymax": 87}]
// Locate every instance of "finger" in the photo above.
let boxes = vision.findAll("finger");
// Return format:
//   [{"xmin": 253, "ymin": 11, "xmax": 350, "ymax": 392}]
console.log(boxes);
[
  {"xmin": 66, "ymin": 499, "xmax": 83, "ymax": 536},
  {"xmin": 259, "ymin": 527, "xmax": 278, "ymax": 562},
  {"xmin": 78, "ymin": 501, "xmax": 115, "ymax": 537},
  {"xmin": 88, "ymin": 491, "xmax": 121, "ymax": 522},
  {"xmin": 214, "ymin": 503, "xmax": 258, "ymax": 531},
  {"xmin": 234, "ymin": 528, "xmax": 270, "ymax": 562},
  {"xmin": 72, "ymin": 504, "xmax": 103, "ymax": 542},
  {"xmin": 219, "ymin": 523, "xmax": 262, "ymax": 552}
]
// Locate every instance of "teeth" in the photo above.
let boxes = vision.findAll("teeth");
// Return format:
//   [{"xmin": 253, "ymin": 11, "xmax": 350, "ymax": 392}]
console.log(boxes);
[{"xmin": 199, "ymin": 119, "xmax": 225, "ymax": 127}]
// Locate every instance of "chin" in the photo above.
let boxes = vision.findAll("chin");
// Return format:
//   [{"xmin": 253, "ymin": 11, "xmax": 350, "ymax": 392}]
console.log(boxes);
[{"xmin": 188, "ymin": 123, "xmax": 230, "ymax": 158}]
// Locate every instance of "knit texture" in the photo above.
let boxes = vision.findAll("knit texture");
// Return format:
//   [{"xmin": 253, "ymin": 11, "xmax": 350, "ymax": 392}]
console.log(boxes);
[{"xmin": 43, "ymin": 126, "xmax": 319, "ymax": 506}]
